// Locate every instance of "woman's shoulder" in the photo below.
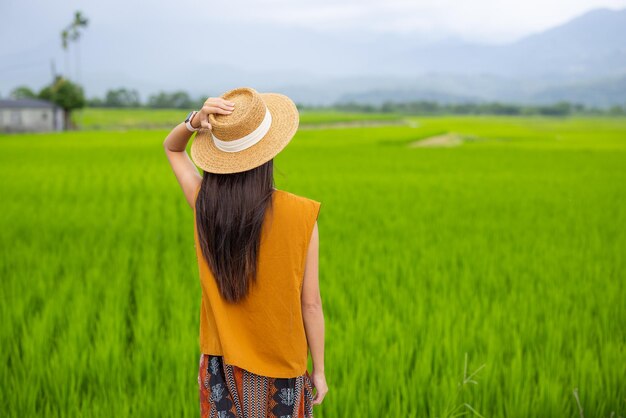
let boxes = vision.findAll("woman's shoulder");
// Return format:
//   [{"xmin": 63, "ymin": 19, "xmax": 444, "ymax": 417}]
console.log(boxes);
[
  {"xmin": 274, "ymin": 189, "xmax": 320, "ymax": 206},
  {"xmin": 274, "ymin": 189, "xmax": 321, "ymax": 220}
]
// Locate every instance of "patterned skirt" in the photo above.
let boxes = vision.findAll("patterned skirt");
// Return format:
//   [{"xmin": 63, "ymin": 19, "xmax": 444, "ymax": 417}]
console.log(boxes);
[{"xmin": 198, "ymin": 353, "xmax": 315, "ymax": 418}]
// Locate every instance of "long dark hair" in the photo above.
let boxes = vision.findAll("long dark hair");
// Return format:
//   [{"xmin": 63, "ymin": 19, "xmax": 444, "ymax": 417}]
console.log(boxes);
[{"xmin": 195, "ymin": 159, "xmax": 275, "ymax": 303}]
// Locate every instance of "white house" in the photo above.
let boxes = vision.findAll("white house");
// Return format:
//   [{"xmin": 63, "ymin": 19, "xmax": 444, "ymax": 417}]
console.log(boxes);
[{"xmin": 0, "ymin": 98, "xmax": 65, "ymax": 133}]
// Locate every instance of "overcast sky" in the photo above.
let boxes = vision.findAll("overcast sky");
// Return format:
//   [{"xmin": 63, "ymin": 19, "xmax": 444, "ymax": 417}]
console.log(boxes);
[
  {"xmin": 3, "ymin": 0, "xmax": 626, "ymax": 43},
  {"xmin": 1, "ymin": 0, "xmax": 625, "ymax": 97}
]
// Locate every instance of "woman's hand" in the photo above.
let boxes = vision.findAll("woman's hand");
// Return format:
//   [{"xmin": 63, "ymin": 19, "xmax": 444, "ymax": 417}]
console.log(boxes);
[
  {"xmin": 310, "ymin": 370, "xmax": 328, "ymax": 405},
  {"xmin": 191, "ymin": 97, "xmax": 236, "ymax": 130}
]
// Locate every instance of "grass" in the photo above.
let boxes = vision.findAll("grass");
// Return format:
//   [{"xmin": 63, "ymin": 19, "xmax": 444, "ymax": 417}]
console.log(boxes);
[
  {"xmin": 1, "ymin": 115, "xmax": 625, "ymax": 417},
  {"xmin": 71, "ymin": 107, "xmax": 405, "ymax": 130}
]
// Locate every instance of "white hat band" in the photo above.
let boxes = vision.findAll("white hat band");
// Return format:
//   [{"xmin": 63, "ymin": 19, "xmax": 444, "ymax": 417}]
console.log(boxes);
[{"xmin": 212, "ymin": 106, "xmax": 272, "ymax": 153}]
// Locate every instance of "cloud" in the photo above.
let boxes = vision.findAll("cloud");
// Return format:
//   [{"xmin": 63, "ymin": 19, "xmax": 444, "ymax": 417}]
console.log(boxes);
[
  {"xmin": 3, "ymin": 0, "xmax": 626, "ymax": 46},
  {"xmin": 184, "ymin": 0, "xmax": 626, "ymax": 42}
]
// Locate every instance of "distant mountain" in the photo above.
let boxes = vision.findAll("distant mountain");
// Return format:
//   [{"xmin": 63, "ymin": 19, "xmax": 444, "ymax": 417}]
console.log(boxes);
[
  {"xmin": 328, "ymin": 73, "xmax": 626, "ymax": 108},
  {"xmin": 529, "ymin": 74, "xmax": 626, "ymax": 107},
  {"xmin": 392, "ymin": 7, "xmax": 626, "ymax": 79},
  {"xmin": 278, "ymin": 7, "xmax": 626, "ymax": 107},
  {"xmin": 1, "ymin": 6, "xmax": 624, "ymax": 107},
  {"xmin": 501, "ymin": 8, "xmax": 626, "ymax": 78}
]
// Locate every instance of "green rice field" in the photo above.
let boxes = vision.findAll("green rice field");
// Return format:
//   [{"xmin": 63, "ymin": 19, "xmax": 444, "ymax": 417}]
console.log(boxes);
[
  {"xmin": 1, "ymin": 113, "xmax": 625, "ymax": 417},
  {"xmin": 72, "ymin": 107, "xmax": 404, "ymax": 130}
]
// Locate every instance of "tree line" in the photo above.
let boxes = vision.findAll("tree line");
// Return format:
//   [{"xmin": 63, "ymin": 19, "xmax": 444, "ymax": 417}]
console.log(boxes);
[
  {"xmin": 8, "ymin": 84, "xmax": 626, "ymax": 118},
  {"xmin": 9, "ymin": 85, "xmax": 207, "ymax": 110},
  {"xmin": 85, "ymin": 88, "xmax": 209, "ymax": 109},
  {"xmin": 324, "ymin": 100, "xmax": 626, "ymax": 117},
  {"xmin": 85, "ymin": 90, "xmax": 626, "ymax": 116}
]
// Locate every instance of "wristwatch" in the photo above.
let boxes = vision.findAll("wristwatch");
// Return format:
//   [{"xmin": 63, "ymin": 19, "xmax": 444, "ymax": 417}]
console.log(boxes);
[{"xmin": 184, "ymin": 110, "xmax": 200, "ymax": 132}]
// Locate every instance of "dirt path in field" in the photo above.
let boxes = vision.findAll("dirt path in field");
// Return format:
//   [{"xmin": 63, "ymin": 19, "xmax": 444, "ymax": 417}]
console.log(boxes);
[
  {"xmin": 299, "ymin": 119, "xmax": 408, "ymax": 130},
  {"xmin": 408, "ymin": 132, "xmax": 464, "ymax": 148}
]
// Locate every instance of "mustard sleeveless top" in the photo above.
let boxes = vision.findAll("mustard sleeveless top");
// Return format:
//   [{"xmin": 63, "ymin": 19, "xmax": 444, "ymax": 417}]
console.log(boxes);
[{"xmin": 193, "ymin": 187, "xmax": 321, "ymax": 378}]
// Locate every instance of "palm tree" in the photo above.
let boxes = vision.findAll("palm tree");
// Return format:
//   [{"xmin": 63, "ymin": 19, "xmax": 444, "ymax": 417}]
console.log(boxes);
[{"xmin": 61, "ymin": 11, "xmax": 89, "ymax": 83}]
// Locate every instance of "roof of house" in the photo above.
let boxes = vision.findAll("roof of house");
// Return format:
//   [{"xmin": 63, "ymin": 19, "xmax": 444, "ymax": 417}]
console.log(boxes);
[{"xmin": 0, "ymin": 98, "xmax": 58, "ymax": 109}]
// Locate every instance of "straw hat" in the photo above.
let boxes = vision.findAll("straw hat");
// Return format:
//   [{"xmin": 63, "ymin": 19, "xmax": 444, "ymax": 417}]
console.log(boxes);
[{"xmin": 190, "ymin": 86, "xmax": 299, "ymax": 174}]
